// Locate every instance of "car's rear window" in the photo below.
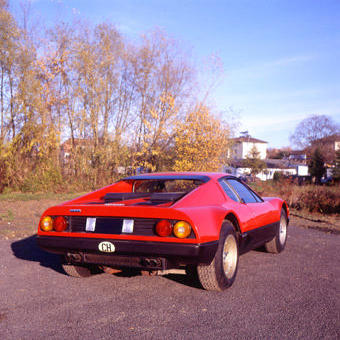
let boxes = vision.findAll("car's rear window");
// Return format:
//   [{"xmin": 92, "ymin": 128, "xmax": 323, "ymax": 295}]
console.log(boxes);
[{"xmin": 133, "ymin": 179, "xmax": 203, "ymax": 193}]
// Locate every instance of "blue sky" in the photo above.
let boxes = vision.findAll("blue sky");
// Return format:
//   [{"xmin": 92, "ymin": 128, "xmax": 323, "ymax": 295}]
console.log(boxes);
[{"xmin": 10, "ymin": 0, "xmax": 340, "ymax": 148}]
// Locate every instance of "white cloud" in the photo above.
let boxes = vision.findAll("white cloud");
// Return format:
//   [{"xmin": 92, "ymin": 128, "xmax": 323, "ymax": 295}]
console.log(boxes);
[
  {"xmin": 225, "ymin": 54, "xmax": 315, "ymax": 81},
  {"xmin": 219, "ymin": 87, "xmax": 324, "ymax": 106},
  {"xmin": 268, "ymin": 55, "xmax": 314, "ymax": 67}
]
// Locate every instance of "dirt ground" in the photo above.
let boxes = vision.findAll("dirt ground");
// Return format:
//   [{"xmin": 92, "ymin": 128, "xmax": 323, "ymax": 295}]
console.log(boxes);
[
  {"xmin": 0, "ymin": 198, "xmax": 339, "ymax": 240},
  {"xmin": 0, "ymin": 199, "xmax": 64, "ymax": 239}
]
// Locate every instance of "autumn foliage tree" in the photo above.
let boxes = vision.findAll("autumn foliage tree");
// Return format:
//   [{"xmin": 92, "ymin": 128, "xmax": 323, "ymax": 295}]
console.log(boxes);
[
  {"xmin": 172, "ymin": 105, "xmax": 230, "ymax": 172},
  {"xmin": 0, "ymin": 2, "xmax": 234, "ymax": 192}
]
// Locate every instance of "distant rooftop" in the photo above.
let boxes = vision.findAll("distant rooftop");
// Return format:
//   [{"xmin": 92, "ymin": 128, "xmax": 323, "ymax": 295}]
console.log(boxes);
[{"xmin": 231, "ymin": 137, "xmax": 268, "ymax": 144}]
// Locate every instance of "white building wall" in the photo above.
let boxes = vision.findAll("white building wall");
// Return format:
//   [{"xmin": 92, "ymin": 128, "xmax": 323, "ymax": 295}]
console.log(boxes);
[
  {"xmin": 231, "ymin": 141, "xmax": 267, "ymax": 159},
  {"xmin": 242, "ymin": 142, "xmax": 267, "ymax": 159},
  {"xmin": 231, "ymin": 143, "xmax": 243, "ymax": 159},
  {"xmin": 297, "ymin": 165, "xmax": 309, "ymax": 176},
  {"xmin": 224, "ymin": 166, "xmax": 297, "ymax": 181},
  {"xmin": 335, "ymin": 141, "xmax": 340, "ymax": 151}
]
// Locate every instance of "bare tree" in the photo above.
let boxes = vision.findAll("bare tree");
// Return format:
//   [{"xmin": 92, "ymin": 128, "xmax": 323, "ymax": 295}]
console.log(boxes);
[
  {"xmin": 129, "ymin": 29, "xmax": 194, "ymax": 170},
  {"xmin": 290, "ymin": 114, "xmax": 339, "ymax": 149}
]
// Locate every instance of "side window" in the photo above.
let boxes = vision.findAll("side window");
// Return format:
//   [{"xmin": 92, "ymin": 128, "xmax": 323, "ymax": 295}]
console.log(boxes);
[
  {"xmin": 219, "ymin": 179, "xmax": 239, "ymax": 202},
  {"xmin": 227, "ymin": 179, "xmax": 259, "ymax": 203}
]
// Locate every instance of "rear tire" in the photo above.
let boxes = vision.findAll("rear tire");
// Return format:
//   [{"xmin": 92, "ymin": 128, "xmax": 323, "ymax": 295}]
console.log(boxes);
[
  {"xmin": 265, "ymin": 209, "xmax": 288, "ymax": 254},
  {"xmin": 62, "ymin": 263, "xmax": 93, "ymax": 278},
  {"xmin": 197, "ymin": 221, "xmax": 239, "ymax": 291}
]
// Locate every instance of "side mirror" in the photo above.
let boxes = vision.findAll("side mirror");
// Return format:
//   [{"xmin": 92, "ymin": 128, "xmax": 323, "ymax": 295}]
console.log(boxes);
[{"xmin": 240, "ymin": 198, "xmax": 246, "ymax": 204}]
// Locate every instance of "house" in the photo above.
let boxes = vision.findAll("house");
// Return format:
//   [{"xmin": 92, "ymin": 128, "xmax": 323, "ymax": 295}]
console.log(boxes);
[
  {"xmin": 225, "ymin": 135, "xmax": 309, "ymax": 181},
  {"xmin": 224, "ymin": 159, "xmax": 307, "ymax": 181},
  {"xmin": 308, "ymin": 134, "xmax": 340, "ymax": 178},
  {"xmin": 310, "ymin": 133, "xmax": 340, "ymax": 163},
  {"xmin": 287, "ymin": 151, "xmax": 307, "ymax": 164},
  {"xmin": 229, "ymin": 136, "xmax": 268, "ymax": 160}
]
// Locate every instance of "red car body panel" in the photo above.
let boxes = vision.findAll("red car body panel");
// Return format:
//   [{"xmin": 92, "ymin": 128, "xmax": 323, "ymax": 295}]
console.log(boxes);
[{"xmin": 37, "ymin": 172, "xmax": 289, "ymax": 270}]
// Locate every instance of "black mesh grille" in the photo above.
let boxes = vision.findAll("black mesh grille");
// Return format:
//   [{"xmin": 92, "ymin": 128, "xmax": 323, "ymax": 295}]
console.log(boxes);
[
  {"xmin": 69, "ymin": 216, "xmax": 87, "ymax": 232},
  {"xmin": 69, "ymin": 216, "xmax": 157, "ymax": 236}
]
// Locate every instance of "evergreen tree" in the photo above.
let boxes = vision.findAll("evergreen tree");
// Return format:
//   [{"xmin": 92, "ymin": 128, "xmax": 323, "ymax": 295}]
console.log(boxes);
[
  {"xmin": 333, "ymin": 149, "xmax": 340, "ymax": 182},
  {"xmin": 309, "ymin": 148, "xmax": 325, "ymax": 184},
  {"xmin": 244, "ymin": 146, "xmax": 267, "ymax": 181}
]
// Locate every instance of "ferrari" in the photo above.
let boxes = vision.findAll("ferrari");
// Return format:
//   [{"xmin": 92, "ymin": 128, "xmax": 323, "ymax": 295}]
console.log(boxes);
[{"xmin": 37, "ymin": 172, "xmax": 289, "ymax": 291}]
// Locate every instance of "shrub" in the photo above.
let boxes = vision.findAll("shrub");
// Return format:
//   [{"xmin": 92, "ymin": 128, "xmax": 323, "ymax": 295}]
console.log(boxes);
[
  {"xmin": 20, "ymin": 167, "xmax": 63, "ymax": 193},
  {"xmin": 273, "ymin": 171, "xmax": 282, "ymax": 181},
  {"xmin": 250, "ymin": 180, "xmax": 340, "ymax": 215},
  {"xmin": 289, "ymin": 186, "xmax": 340, "ymax": 214}
]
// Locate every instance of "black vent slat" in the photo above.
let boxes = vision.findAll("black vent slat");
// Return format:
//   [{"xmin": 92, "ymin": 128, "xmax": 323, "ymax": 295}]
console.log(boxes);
[
  {"xmin": 69, "ymin": 216, "xmax": 157, "ymax": 236},
  {"xmin": 68, "ymin": 216, "xmax": 195, "ymax": 238},
  {"xmin": 70, "ymin": 216, "xmax": 86, "ymax": 232}
]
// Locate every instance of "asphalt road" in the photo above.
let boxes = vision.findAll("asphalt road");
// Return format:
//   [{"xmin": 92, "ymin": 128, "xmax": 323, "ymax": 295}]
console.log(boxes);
[{"xmin": 0, "ymin": 225, "xmax": 339, "ymax": 340}]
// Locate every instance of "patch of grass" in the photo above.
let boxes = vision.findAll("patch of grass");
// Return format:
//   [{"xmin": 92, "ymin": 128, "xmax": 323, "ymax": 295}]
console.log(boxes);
[
  {"xmin": 0, "ymin": 192, "xmax": 86, "ymax": 202},
  {"xmin": 0, "ymin": 209, "xmax": 14, "ymax": 222}
]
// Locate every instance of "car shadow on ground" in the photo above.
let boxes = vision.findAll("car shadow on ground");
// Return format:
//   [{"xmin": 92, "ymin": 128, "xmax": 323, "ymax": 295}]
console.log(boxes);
[
  {"xmin": 254, "ymin": 245, "xmax": 267, "ymax": 253},
  {"xmin": 163, "ymin": 273, "xmax": 203, "ymax": 289},
  {"xmin": 11, "ymin": 234, "xmax": 65, "ymax": 274},
  {"xmin": 108, "ymin": 269, "xmax": 203, "ymax": 289},
  {"xmin": 10, "ymin": 235, "xmax": 205, "ymax": 289}
]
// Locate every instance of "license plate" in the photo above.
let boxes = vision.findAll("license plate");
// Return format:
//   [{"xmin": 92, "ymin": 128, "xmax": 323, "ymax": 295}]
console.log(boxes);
[
  {"xmin": 86, "ymin": 218, "xmax": 96, "ymax": 232},
  {"xmin": 98, "ymin": 241, "xmax": 115, "ymax": 253},
  {"xmin": 122, "ymin": 219, "xmax": 134, "ymax": 233}
]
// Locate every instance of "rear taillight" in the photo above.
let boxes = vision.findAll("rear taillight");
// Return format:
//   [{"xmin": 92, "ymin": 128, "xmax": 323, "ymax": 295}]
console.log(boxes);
[
  {"xmin": 53, "ymin": 216, "xmax": 68, "ymax": 232},
  {"xmin": 173, "ymin": 221, "xmax": 191, "ymax": 238},
  {"xmin": 40, "ymin": 216, "xmax": 68, "ymax": 232},
  {"xmin": 155, "ymin": 220, "xmax": 172, "ymax": 237},
  {"xmin": 40, "ymin": 216, "xmax": 53, "ymax": 231}
]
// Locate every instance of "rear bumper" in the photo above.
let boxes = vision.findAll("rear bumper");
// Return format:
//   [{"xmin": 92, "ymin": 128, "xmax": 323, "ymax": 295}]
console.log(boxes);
[{"xmin": 37, "ymin": 235, "xmax": 218, "ymax": 270}]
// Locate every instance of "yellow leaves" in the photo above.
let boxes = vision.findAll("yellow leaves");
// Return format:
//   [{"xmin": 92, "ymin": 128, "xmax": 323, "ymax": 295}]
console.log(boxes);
[
  {"xmin": 0, "ymin": 18, "xmax": 234, "ymax": 192},
  {"xmin": 149, "ymin": 109, "xmax": 158, "ymax": 120},
  {"xmin": 160, "ymin": 92, "xmax": 175, "ymax": 108},
  {"xmin": 173, "ymin": 105, "xmax": 230, "ymax": 172}
]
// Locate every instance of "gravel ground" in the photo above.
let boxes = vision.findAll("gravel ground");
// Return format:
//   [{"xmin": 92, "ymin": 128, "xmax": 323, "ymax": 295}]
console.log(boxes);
[{"xmin": 0, "ymin": 224, "xmax": 339, "ymax": 340}]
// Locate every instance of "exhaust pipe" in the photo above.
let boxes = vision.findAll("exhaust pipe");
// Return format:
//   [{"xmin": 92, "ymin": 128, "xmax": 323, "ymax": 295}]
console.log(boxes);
[
  {"xmin": 66, "ymin": 252, "xmax": 82, "ymax": 263},
  {"xmin": 141, "ymin": 258, "xmax": 162, "ymax": 268}
]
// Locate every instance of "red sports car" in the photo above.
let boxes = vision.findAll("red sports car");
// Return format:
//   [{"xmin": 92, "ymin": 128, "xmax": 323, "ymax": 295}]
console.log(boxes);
[{"xmin": 37, "ymin": 172, "xmax": 289, "ymax": 291}]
